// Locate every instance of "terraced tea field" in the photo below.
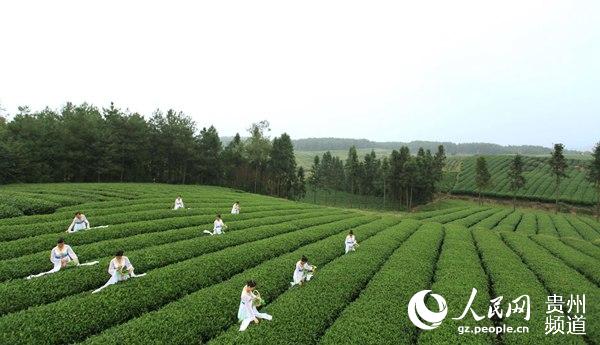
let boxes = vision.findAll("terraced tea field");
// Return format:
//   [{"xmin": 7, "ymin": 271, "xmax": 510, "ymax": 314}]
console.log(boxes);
[
  {"xmin": 446, "ymin": 155, "xmax": 597, "ymax": 206},
  {"xmin": 0, "ymin": 184, "xmax": 598, "ymax": 344}
]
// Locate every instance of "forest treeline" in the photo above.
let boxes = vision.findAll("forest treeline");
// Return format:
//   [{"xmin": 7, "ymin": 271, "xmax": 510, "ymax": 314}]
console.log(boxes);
[
  {"xmin": 293, "ymin": 137, "xmax": 585, "ymax": 155},
  {"xmin": 307, "ymin": 145, "xmax": 447, "ymax": 209},
  {"xmin": 0, "ymin": 103, "xmax": 306, "ymax": 199}
]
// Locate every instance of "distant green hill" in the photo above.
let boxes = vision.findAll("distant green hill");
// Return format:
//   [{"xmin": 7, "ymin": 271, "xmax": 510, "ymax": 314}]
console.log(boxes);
[{"xmin": 292, "ymin": 137, "xmax": 586, "ymax": 155}]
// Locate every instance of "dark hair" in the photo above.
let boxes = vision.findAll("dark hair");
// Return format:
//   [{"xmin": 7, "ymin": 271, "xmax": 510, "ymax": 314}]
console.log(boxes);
[
  {"xmin": 57, "ymin": 238, "xmax": 65, "ymax": 244},
  {"xmin": 116, "ymin": 250, "xmax": 124, "ymax": 257},
  {"xmin": 236, "ymin": 201, "xmax": 240, "ymax": 204},
  {"xmin": 75, "ymin": 212, "xmax": 81, "ymax": 216},
  {"xmin": 216, "ymin": 214, "xmax": 221, "ymax": 218},
  {"xmin": 301, "ymin": 255, "xmax": 308, "ymax": 263},
  {"xmin": 246, "ymin": 280, "xmax": 257, "ymax": 288},
  {"xmin": 349, "ymin": 230, "xmax": 353, "ymax": 235}
]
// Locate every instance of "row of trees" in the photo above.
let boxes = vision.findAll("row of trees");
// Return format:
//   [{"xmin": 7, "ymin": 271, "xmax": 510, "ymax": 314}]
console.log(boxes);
[
  {"xmin": 474, "ymin": 143, "xmax": 600, "ymax": 217},
  {"xmin": 0, "ymin": 103, "xmax": 306, "ymax": 200},
  {"xmin": 293, "ymin": 138, "xmax": 584, "ymax": 155},
  {"xmin": 307, "ymin": 145, "xmax": 446, "ymax": 210}
]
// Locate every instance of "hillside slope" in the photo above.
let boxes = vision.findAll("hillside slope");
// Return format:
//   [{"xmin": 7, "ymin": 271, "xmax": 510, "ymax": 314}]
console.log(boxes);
[{"xmin": 446, "ymin": 155, "xmax": 597, "ymax": 206}]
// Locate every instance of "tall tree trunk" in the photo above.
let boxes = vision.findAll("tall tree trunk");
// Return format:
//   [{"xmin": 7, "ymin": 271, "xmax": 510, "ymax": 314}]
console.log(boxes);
[
  {"xmin": 383, "ymin": 180, "xmax": 386, "ymax": 210},
  {"xmin": 513, "ymin": 191, "xmax": 516, "ymax": 211},
  {"xmin": 555, "ymin": 177, "xmax": 560, "ymax": 214},
  {"xmin": 254, "ymin": 168, "xmax": 258, "ymax": 193},
  {"xmin": 409, "ymin": 187, "xmax": 413, "ymax": 211}
]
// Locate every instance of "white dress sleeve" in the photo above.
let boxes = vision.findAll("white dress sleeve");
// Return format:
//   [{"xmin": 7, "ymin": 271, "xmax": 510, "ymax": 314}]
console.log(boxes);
[
  {"xmin": 66, "ymin": 245, "xmax": 79, "ymax": 264},
  {"xmin": 123, "ymin": 256, "xmax": 134, "ymax": 272},
  {"xmin": 243, "ymin": 292, "xmax": 256, "ymax": 318},
  {"xmin": 83, "ymin": 215, "xmax": 90, "ymax": 228},
  {"xmin": 50, "ymin": 248, "xmax": 60, "ymax": 265},
  {"xmin": 108, "ymin": 259, "xmax": 116, "ymax": 275},
  {"xmin": 67, "ymin": 218, "xmax": 76, "ymax": 232}
]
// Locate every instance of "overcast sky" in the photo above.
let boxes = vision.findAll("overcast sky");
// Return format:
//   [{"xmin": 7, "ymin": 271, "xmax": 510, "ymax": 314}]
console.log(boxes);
[{"xmin": 1, "ymin": 1, "xmax": 598, "ymax": 150}]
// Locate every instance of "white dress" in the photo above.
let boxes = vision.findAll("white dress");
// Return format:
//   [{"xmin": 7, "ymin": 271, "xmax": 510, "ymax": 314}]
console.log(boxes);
[
  {"xmin": 107, "ymin": 256, "xmax": 134, "ymax": 283},
  {"xmin": 231, "ymin": 204, "xmax": 240, "ymax": 215},
  {"xmin": 50, "ymin": 245, "xmax": 79, "ymax": 272},
  {"xmin": 237, "ymin": 287, "xmax": 272, "ymax": 331},
  {"xmin": 26, "ymin": 245, "xmax": 99, "ymax": 279},
  {"xmin": 213, "ymin": 219, "xmax": 225, "ymax": 235},
  {"xmin": 345, "ymin": 235, "xmax": 357, "ymax": 253},
  {"xmin": 93, "ymin": 256, "xmax": 145, "ymax": 293},
  {"xmin": 67, "ymin": 215, "xmax": 90, "ymax": 233},
  {"xmin": 174, "ymin": 198, "xmax": 185, "ymax": 210},
  {"xmin": 291, "ymin": 261, "xmax": 314, "ymax": 286}
]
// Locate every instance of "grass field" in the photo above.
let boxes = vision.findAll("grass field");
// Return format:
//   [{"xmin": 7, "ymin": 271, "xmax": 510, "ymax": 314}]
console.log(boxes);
[{"xmin": 0, "ymin": 183, "xmax": 598, "ymax": 344}]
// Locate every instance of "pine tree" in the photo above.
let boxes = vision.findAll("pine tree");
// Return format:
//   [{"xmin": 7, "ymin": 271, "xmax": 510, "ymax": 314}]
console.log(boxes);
[
  {"xmin": 475, "ymin": 156, "xmax": 491, "ymax": 205},
  {"xmin": 269, "ymin": 133, "xmax": 297, "ymax": 198},
  {"xmin": 345, "ymin": 146, "xmax": 361, "ymax": 194},
  {"xmin": 404, "ymin": 158, "xmax": 418, "ymax": 210},
  {"xmin": 433, "ymin": 145, "xmax": 446, "ymax": 184},
  {"xmin": 197, "ymin": 125, "xmax": 223, "ymax": 185},
  {"xmin": 307, "ymin": 155, "xmax": 321, "ymax": 203},
  {"xmin": 588, "ymin": 142, "xmax": 600, "ymax": 220},
  {"xmin": 549, "ymin": 143, "xmax": 568, "ymax": 213},
  {"xmin": 245, "ymin": 121, "xmax": 271, "ymax": 193},
  {"xmin": 379, "ymin": 157, "xmax": 390, "ymax": 209},
  {"xmin": 293, "ymin": 167, "xmax": 307, "ymax": 200},
  {"xmin": 508, "ymin": 154, "xmax": 526, "ymax": 210}
]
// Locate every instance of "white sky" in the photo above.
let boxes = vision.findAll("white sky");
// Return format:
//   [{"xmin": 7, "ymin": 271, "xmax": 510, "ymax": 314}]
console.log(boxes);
[{"xmin": 1, "ymin": 1, "xmax": 598, "ymax": 150}]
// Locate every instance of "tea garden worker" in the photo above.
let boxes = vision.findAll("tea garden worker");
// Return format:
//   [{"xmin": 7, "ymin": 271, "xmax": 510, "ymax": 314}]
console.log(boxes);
[
  {"xmin": 203, "ymin": 214, "xmax": 227, "ymax": 235},
  {"xmin": 26, "ymin": 238, "xmax": 79, "ymax": 279},
  {"xmin": 92, "ymin": 250, "xmax": 146, "ymax": 293},
  {"xmin": 231, "ymin": 201, "xmax": 241, "ymax": 215},
  {"xmin": 173, "ymin": 195, "xmax": 185, "ymax": 210},
  {"xmin": 345, "ymin": 230, "xmax": 359, "ymax": 254},
  {"xmin": 238, "ymin": 280, "xmax": 273, "ymax": 331},
  {"xmin": 291, "ymin": 255, "xmax": 316, "ymax": 287},
  {"xmin": 66, "ymin": 212, "xmax": 90, "ymax": 233}
]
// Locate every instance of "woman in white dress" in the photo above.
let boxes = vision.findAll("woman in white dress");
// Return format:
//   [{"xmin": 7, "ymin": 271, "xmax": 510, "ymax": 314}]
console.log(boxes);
[
  {"xmin": 291, "ymin": 255, "xmax": 315, "ymax": 286},
  {"xmin": 66, "ymin": 212, "xmax": 90, "ymax": 233},
  {"xmin": 26, "ymin": 238, "xmax": 80, "ymax": 279},
  {"xmin": 173, "ymin": 196, "xmax": 185, "ymax": 210},
  {"xmin": 231, "ymin": 201, "xmax": 240, "ymax": 215},
  {"xmin": 237, "ymin": 280, "xmax": 272, "ymax": 331},
  {"xmin": 345, "ymin": 230, "xmax": 358, "ymax": 254},
  {"xmin": 204, "ymin": 214, "xmax": 227, "ymax": 235},
  {"xmin": 92, "ymin": 250, "xmax": 145, "ymax": 293}
]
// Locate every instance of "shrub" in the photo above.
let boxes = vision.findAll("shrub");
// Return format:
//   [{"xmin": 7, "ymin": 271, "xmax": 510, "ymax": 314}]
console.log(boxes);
[{"xmin": 82, "ymin": 217, "xmax": 408, "ymax": 345}]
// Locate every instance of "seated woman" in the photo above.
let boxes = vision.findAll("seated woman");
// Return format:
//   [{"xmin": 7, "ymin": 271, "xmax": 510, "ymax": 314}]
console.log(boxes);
[
  {"xmin": 203, "ymin": 214, "xmax": 227, "ymax": 235},
  {"xmin": 92, "ymin": 250, "xmax": 145, "ymax": 293},
  {"xmin": 231, "ymin": 201, "xmax": 241, "ymax": 215},
  {"xmin": 66, "ymin": 212, "xmax": 90, "ymax": 233},
  {"xmin": 291, "ymin": 255, "xmax": 316, "ymax": 286},
  {"xmin": 173, "ymin": 196, "xmax": 185, "ymax": 210},
  {"xmin": 238, "ymin": 280, "xmax": 273, "ymax": 331},
  {"xmin": 26, "ymin": 238, "xmax": 80, "ymax": 279},
  {"xmin": 345, "ymin": 230, "xmax": 359, "ymax": 254}
]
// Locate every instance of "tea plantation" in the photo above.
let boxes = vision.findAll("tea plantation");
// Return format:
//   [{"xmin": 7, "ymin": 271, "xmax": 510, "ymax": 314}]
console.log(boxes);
[
  {"xmin": 445, "ymin": 155, "xmax": 596, "ymax": 206},
  {"xmin": 0, "ymin": 184, "xmax": 598, "ymax": 344}
]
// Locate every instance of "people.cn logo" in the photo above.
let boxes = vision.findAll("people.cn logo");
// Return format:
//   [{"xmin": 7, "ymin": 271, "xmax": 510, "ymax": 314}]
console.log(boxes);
[{"xmin": 407, "ymin": 290, "xmax": 448, "ymax": 330}]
